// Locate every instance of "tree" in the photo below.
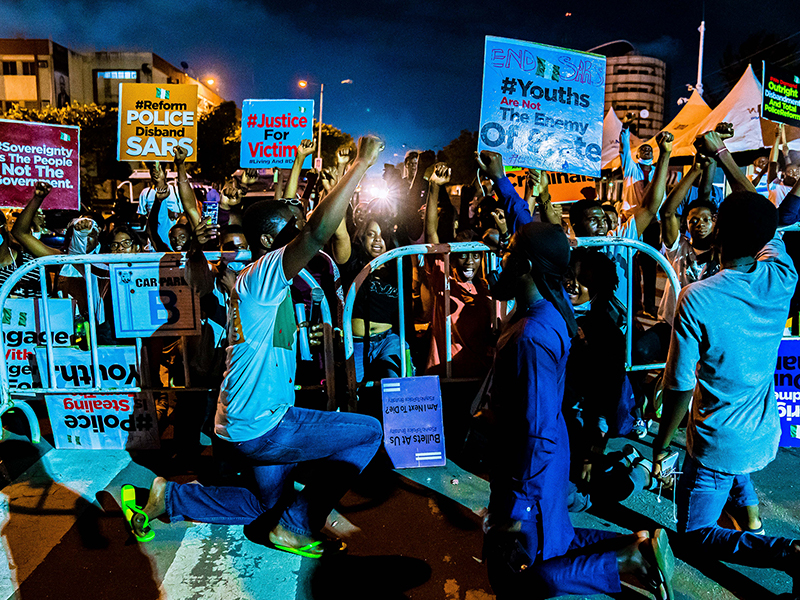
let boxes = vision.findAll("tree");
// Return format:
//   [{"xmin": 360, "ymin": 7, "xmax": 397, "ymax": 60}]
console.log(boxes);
[
  {"xmin": 314, "ymin": 120, "xmax": 353, "ymax": 168},
  {"xmin": 189, "ymin": 100, "xmax": 241, "ymax": 184},
  {"xmin": 1, "ymin": 102, "xmax": 131, "ymax": 207},
  {"xmin": 441, "ymin": 130, "xmax": 479, "ymax": 185}
]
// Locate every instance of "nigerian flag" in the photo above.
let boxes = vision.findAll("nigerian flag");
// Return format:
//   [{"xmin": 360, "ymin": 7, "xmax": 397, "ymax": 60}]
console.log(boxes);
[
  {"xmin": 792, "ymin": 425, "xmax": 799, "ymax": 439},
  {"xmin": 155, "ymin": 88, "xmax": 170, "ymax": 100},
  {"xmin": 536, "ymin": 57, "xmax": 560, "ymax": 82}
]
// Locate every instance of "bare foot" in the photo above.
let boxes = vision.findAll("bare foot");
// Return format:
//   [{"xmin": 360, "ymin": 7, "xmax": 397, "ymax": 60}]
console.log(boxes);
[
  {"xmin": 323, "ymin": 510, "xmax": 361, "ymax": 539},
  {"xmin": 268, "ymin": 523, "xmax": 328, "ymax": 556},
  {"xmin": 131, "ymin": 477, "xmax": 167, "ymax": 539}
]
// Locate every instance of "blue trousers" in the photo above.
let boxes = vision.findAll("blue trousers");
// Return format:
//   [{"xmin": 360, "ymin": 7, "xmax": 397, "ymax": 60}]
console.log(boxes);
[
  {"xmin": 165, "ymin": 406, "xmax": 383, "ymax": 537},
  {"xmin": 486, "ymin": 527, "xmax": 621, "ymax": 598},
  {"xmin": 353, "ymin": 330, "xmax": 408, "ymax": 383},
  {"xmin": 677, "ymin": 454, "xmax": 798, "ymax": 577}
]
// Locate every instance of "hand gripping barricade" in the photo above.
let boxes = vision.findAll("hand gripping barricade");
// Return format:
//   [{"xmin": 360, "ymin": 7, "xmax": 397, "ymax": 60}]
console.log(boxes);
[
  {"xmin": 0, "ymin": 251, "xmax": 336, "ymax": 443},
  {"xmin": 341, "ymin": 239, "xmax": 682, "ymax": 412}
]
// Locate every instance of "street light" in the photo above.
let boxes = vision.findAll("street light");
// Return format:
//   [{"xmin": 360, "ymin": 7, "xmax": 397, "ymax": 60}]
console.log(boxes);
[{"xmin": 298, "ymin": 78, "xmax": 352, "ymax": 170}]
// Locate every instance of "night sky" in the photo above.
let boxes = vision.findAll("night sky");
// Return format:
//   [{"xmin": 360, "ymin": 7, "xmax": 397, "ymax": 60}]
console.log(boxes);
[{"xmin": 1, "ymin": 0, "xmax": 795, "ymax": 163}]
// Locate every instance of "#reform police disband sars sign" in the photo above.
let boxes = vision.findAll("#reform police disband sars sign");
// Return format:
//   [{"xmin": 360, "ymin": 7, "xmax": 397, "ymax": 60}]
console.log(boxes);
[
  {"xmin": 117, "ymin": 83, "xmax": 198, "ymax": 161},
  {"xmin": 478, "ymin": 36, "xmax": 606, "ymax": 177}
]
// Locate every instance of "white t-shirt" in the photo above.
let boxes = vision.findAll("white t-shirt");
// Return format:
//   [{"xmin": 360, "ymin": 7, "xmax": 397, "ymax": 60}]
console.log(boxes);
[
  {"xmin": 658, "ymin": 236, "xmax": 718, "ymax": 325},
  {"xmin": 768, "ymin": 178, "xmax": 792, "ymax": 208},
  {"xmin": 138, "ymin": 184, "xmax": 183, "ymax": 248},
  {"xmin": 664, "ymin": 235, "xmax": 797, "ymax": 474},
  {"xmin": 215, "ymin": 247, "xmax": 297, "ymax": 442}
]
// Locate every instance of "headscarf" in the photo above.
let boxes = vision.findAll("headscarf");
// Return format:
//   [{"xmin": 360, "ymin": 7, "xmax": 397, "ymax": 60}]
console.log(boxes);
[{"xmin": 513, "ymin": 222, "xmax": 578, "ymax": 338}]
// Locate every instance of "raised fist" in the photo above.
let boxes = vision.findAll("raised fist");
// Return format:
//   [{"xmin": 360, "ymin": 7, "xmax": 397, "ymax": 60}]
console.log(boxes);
[
  {"xmin": 34, "ymin": 181, "xmax": 53, "ymax": 198},
  {"xmin": 297, "ymin": 139, "xmax": 315, "ymax": 159},
  {"xmin": 356, "ymin": 135, "xmax": 385, "ymax": 167},
  {"xmin": 429, "ymin": 163, "xmax": 451, "ymax": 186},
  {"xmin": 656, "ymin": 131, "xmax": 674, "ymax": 153}
]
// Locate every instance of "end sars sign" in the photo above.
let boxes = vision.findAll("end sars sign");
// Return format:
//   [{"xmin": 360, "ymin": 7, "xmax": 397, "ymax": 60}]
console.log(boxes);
[
  {"xmin": 240, "ymin": 99, "xmax": 314, "ymax": 168},
  {"xmin": 117, "ymin": 83, "xmax": 198, "ymax": 161},
  {"xmin": 478, "ymin": 36, "xmax": 606, "ymax": 177}
]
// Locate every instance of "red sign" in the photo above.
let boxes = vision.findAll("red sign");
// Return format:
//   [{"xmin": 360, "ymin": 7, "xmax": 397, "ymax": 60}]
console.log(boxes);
[{"xmin": 0, "ymin": 119, "xmax": 80, "ymax": 209}]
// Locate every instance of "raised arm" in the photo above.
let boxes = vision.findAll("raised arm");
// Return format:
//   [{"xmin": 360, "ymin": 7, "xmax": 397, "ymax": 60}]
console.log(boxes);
[
  {"xmin": 425, "ymin": 163, "xmax": 451, "ymax": 244},
  {"xmin": 476, "ymin": 150, "xmax": 533, "ymax": 234},
  {"xmin": 630, "ymin": 131, "xmax": 673, "ymax": 236},
  {"xmin": 172, "ymin": 147, "xmax": 201, "ymax": 227},
  {"xmin": 767, "ymin": 124, "xmax": 783, "ymax": 184},
  {"xmin": 619, "ymin": 112, "xmax": 638, "ymax": 178},
  {"xmin": 11, "ymin": 182, "xmax": 61, "ymax": 257},
  {"xmin": 282, "ymin": 135, "xmax": 383, "ymax": 280},
  {"xmin": 694, "ymin": 127, "xmax": 757, "ymax": 195},
  {"xmin": 530, "ymin": 169, "xmax": 559, "ymax": 225},
  {"xmin": 183, "ymin": 218, "xmax": 219, "ymax": 297},
  {"xmin": 661, "ymin": 154, "xmax": 708, "ymax": 248},
  {"xmin": 284, "ymin": 139, "xmax": 315, "ymax": 200},
  {"xmin": 335, "ymin": 145, "xmax": 354, "ymax": 181}
]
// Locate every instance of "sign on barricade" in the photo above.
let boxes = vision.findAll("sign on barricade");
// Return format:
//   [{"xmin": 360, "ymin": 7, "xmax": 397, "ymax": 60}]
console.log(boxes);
[
  {"xmin": 0, "ymin": 119, "xmax": 80, "ymax": 209},
  {"xmin": 776, "ymin": 339, "xmax": 800, "ymax": 447},
  {"xmin": 761, "ymin": 62, "xmax": 800, "ymax": 128},
  {"xmin": 34, "ymin": 345, "xmax": 140, "ymax": 389},
  {"xmin": 45, "ymin": 392, "xmax": 159, "ymax": 450},
  {"xmin": 240, "ymin": 99, "xmax": 314, "ymax": 168},
  {"xmin": 478, "ymin": 36, "xmax": 605, "ymax": 177},
  {"xmin": 381, "ymin": 376, "xmax": 446, "ymax": 468},
  {"xmin": 1, "ymin": 298, "xmax": 73, "ymax": 394},
  {"xmin": 117, "ymin": 83, "xmax": 198, "ymax": 161},
  {"xmin": 109, "ymin": 263, "xmax": 200, "ymax": 338}
]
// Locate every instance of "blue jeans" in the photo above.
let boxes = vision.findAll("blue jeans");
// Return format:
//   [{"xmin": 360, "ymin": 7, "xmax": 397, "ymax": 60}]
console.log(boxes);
[
  {"xmin": 165, "ymin": 406, "xmax": 383, "ymax": 537},
  {"xmin": 677, "ymin": 453, "xmax": 798, "ymax": 576},
  {"xmin": 353, "ymin": 330, "xmax": 409, "ymax": 383}
]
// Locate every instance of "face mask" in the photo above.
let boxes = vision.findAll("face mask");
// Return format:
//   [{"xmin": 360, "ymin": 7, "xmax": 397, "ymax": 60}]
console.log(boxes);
[
  {"xmin": 638, "ymin": 157, "xmax": 654, "ymax": 166},
  {"xmin": 488, "ymin": 263, "xmax": 518, "ymax": 301},
  {"xmin": 227, "ymin": 261, "xmax": 247, "ymax": 273}
]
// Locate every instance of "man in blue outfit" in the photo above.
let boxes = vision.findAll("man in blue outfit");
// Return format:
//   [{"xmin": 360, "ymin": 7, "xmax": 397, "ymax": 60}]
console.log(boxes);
[
  {"xmin": 653, "ymin": 130, "xmax": 800, "ymax": 595},
  {"xmin": 482, "ymin": 220, "xmax": 674, "ymax": 599},
  {"xmin": 126, "ymin": 136, "xmax": 386, "ymax": 557}
]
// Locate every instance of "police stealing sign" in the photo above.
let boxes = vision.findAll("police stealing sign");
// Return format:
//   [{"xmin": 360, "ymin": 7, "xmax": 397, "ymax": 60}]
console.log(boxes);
[
  {"xmin": 109, "ymin": 263, "xmax": 200, "ymax": 338},
  {"xmin": 117, "ymin": 83, "xmax": 198, "ymax": 161},
  {"xmin": 46, "ymin": 392, "xmax": 159, "ymax": 450}
]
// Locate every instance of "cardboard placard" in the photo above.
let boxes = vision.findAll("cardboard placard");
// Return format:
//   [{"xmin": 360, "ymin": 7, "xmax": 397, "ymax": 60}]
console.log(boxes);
[
  {"xmin": 775, "ymin": 338, "xmax": 800, "ymax": 447},
  {"xmin": 240, "ymin": 99, "xmax": 314, "ymax": 168},
  {"xmin": 2, "ymin": 298, "xmax": 74, "ymax": 394},
  {"xmin": 0, "ymin": 119, "xmax": 80, "ymax": 209},
  {"xmin": 46, "ymin": 392, "xmax": 159, "ymax": 450},
  {"xmin": 109, "ymin": 262, "xmax": 200, "ymax": 338},
  {"xmin": 382, "ymin": 376, "xmax": 446, "ymax": 468},
  {"xmin": 34, "ymin": 345, "xmax": 141, "ymax": 390},
  {"xmin": 478, "ymin": 37, "xmax": 605, "ymax": 177},
  {"xmin": 762, "ymin": 62, "xmax": 800, "ymax": 128},
  {"xmin": 117, "ymin": 83, "xmax": 198, "ymax": 161},
  {"xmin": 505, "ymin": 168, "xmax": 598, "ymax": 204}
]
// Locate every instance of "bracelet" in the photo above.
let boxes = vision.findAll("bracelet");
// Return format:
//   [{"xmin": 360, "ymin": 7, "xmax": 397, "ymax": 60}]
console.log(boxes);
[
  {"xmin": 715, "ymin": 147, "xmax": 729, "ymax": 157},
  {"xmin": 498, "ymin": 231, "xmax": 510, "ymax": 240},
  {"xmin": 178, "ymin": 179, "xmax": 189, "ymax": 184}
]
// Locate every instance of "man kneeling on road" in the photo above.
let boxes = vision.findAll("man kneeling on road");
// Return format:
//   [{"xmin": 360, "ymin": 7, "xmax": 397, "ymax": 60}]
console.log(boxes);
[{"xmin": 122, "ymin": 136, "xmax": 386, "ymax": 558}]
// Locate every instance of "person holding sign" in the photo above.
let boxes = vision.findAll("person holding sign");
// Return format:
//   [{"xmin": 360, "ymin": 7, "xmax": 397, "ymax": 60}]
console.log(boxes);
[
  {"xmin": 483, "ymin": 221, "xmax": 674, "ymax": 600},
  {"xmin": 125, "ymin": 136, "xmax": 386, "ymax": 558}
]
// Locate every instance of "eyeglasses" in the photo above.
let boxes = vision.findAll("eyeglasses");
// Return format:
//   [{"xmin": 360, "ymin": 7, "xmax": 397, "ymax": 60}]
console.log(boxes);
[
  {"xmin": 279, "ymin": 197, "xmax": 304, "ymax": 208},
  {"xmin": 109, "ymin": 238, "xmax": 134, "ymax": 251}
]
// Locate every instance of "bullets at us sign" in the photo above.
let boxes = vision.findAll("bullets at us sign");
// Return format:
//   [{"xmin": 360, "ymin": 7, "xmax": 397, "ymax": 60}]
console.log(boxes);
[{"xmin": 118, "ymin": 83, "xmax": 198, "ymax": 161}]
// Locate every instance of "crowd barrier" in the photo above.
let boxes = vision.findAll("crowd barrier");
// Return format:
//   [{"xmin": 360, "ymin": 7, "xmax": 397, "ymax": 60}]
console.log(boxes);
[
  {"xmin": 0, "ymin": 251, "xmax": 335, "ymax": 443},
  {"xmin": 341, "ymin": 238, "xmax": 683, "ymax": 410}
]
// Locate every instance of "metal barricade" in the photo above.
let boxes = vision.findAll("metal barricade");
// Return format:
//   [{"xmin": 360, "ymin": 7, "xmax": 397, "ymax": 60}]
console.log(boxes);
[
  {"xmin": 341, "ymin": 238, "xmax": 683, "ymax": 411},
  {"xmin": 0, "ymin": 251, "xmax": 336, "ymax": 442}
]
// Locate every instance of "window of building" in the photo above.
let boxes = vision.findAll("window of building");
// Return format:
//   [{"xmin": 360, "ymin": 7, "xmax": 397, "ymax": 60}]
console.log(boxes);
[
  {"xmin": 94, "ymin": 70, "xmax": 138, "ymax": 105},
  {"xmin": 21, "ymin": 62, "xmax": 36, "ymax": 76},
  {"xmin": 96, "ymin": 70, "xmax": 137, "ymax": 80},
  {"xmin": 2, "ymin": 62, "xmax": 17, "ymax": 76}
]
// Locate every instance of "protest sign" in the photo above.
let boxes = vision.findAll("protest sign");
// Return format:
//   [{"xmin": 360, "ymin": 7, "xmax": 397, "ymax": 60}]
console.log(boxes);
[
  {"xmin": 762, "ymin": 62, "xmax": 800, "ymax": 128},
  {"xmin": 505, "ymin": 168, "xmax": 598, "ymax": 204},
  {"xmin": 0, "ymin": 119, "xmax": 80, "ymax": 209},
  {"xmin": 2, "ymin": 298, "xmax": 74, "ymax": 395},
  {"xmin": 478, "ymin": 36, "xmax": 606, "ymax": 177},
  {"xmin": 34, "ymin": 345, "xmax": 140, "ymax": 390},
  {"xmin": 118, "ymin": 83, "xmax": 198, "ymax": 161},
  {"xmin": 109, "ymin": 262, "xmax": 200, "ymax": 338},
  {"xmin": 46, "ymin": 392, "xmax": 159, "ymax": 450},
  {"xmin": 240, "ymin": 100, "xmax": 314, "ymax": 168},
  {"xmin": 775, "ymin": 339, "xmax": 800, "ymax": 447},
  {"xmin": 382, "ymin": 376, "xmax": 446, "ymax": 468}
]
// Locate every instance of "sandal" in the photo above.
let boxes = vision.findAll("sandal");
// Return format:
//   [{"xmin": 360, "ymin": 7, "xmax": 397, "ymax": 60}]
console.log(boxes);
[
  {"xmin": 649, "ymin": 528, "xmax": 675, "ymax": 600},
  {"xmin": 121, "ymin": 484, "xmax": 155, "ymax": 543},
  {"xmin": 268, "ymin": 538, "xmax": 346, "ymax": 559}
]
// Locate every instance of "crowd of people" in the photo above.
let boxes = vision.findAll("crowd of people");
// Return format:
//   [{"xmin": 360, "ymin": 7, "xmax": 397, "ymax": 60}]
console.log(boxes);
[{"xmin": 3, "ymin": 116, "xmax": 800, "ymax": 599}]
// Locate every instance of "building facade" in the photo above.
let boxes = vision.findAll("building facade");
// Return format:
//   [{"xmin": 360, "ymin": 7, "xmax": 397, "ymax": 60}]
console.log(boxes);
[{"xmin": 0, "ymin": 39, "xmax": 224, "ymax": 113}]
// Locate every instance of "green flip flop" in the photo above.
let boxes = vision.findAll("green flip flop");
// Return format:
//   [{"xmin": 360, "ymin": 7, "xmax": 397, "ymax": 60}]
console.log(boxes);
[
  {"xmin": 651, "ymin": 528, "xmax": 675, "ymax": 600},
  {"xmin": 270, "ymin": 539, "xmax": 346, "ymax": 559},
  {"xmin": 121, "ymin": 484, "xmax": 155, "ymax": 543}
]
